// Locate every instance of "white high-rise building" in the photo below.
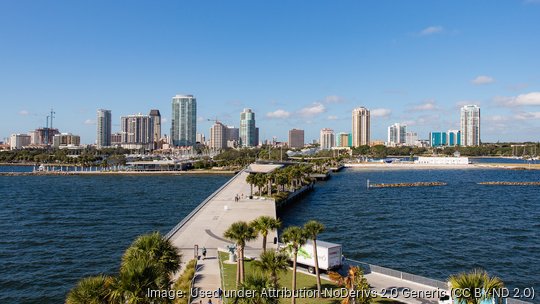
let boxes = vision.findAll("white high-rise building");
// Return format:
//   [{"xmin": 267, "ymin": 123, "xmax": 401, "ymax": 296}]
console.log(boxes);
[
  {"xmin": 171, "ymin": 95, "xmax": 197, "ymax": 146},
  {"xmin": 319, "ymin": 128, "xmax": 335, "ymax": 150},
  {"xmin": 10, "ymin": 134, "xmax": 31, "ymax": 150},
  {"xmin": 405, "ymin": 132, "xmax": 418, "ymax": 146},
  {"xmin": 210, "ymin": 121, "xmax": 227, "ymax": 149},
  {"xmin": 120, "ymin": 114, "xmax": 154, "ymax": 150},
  {"xmin": 387, "ymin": 123, "xmax": 407, "ymax": 146},
  {"xmin": 352, "ymin": 107, "xmax": 370, "ymax": 147},
  {"xmin": 97, "ymin": 109, "xmax": 112, "ymax": 148},
  {"xmin": 460, "ymin": 105, "xmax": 481, "ymax": 146}
]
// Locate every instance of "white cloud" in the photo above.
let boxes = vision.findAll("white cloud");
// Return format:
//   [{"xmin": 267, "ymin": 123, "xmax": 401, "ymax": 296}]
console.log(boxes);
[
  {"xmin": 323, "ymin": 95, "xmax": 345, "ymax": 104},
  {"xmin": 413, "ymin": 100, "xmax": 438, "ymax": 111},
  {"xmin": 197, "ymin": 116, "xmax": 205, "ymax": 122},
  {"xmin": 472, "ymin": 75, "xmax": 495, "ymax": 85},
  {"xmin": 298, "ymin": 102, "xmax": 326, "ymax": 117},
  {"xmin": 84, "ymin": 119, "xmax": 96, "ymax": 125},
  {"xmin": 498, "ymin": 92, "xmax": 540, "ymax": 107},
  {"xmin": 371, "ymin": 108, "xmax": 392, "ymax": 118},
  {"xmin": 266, "ymin": 109, "xmax": 291, "ymax": 119},
  {"xmin": 514, "ymin": 111, "xmax": 540, "ymax": 120},
  {"xmin": 485, "ymin": 115, "xmax": 509, "ymax": 122},
  {"xmin": 162, "ymin": 117, "xmax": 169, "ymax": 123},
  {"xmin": 419, "ymin": 26, "xmax": 443, "ymax": 36},
  {"xmin": 327, "ymin": 115, "xmax": 338, "ymax": 120},
  {"xmin": 19, "ymin": 110, "xmax": 29, "ymax": 116}
]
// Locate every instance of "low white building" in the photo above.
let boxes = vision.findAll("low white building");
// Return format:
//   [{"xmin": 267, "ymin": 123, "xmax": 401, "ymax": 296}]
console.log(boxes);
[
  {"xmin": 10, "ymin": 134, "xmax": 31, "ymax": 150},
  {"xmin": 415, "ymin": 156, "xmax": 470, "ymax": 165}
]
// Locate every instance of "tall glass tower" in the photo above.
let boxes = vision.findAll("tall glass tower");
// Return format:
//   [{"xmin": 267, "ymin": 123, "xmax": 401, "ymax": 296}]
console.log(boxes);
[
  {"xmin": 240, "ymin": 108, "xmax": 256, "ymax": 147},
  {"xmin": 171, "ymin": 95, "xmax": 197, "ymax": 146},
  {"xmin": 460, "ymin": 105, "xmax": 480, "ymax": 146},
  {"xmin": 96, "ymin": 109, "xmax": 111, "ymax": 148},
  {"xmin": 352, "ymin": 107, "xmax": 370, "ymax": 147}
]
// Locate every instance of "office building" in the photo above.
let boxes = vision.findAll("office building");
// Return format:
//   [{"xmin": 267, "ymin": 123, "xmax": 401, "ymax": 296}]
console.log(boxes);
[
  {"xmin": 111, "ymin": 132, "xmax": 122, "ymax": 146},
  {"xmin": 120, "ymin": 114, "xmax": 154, "ymax": 150},
  {"xmin": 405, "ymin": 132, "xmax": 418, "ymax": 147},
  {"xmin": 196, "ymin": 133, "xmax": 205, "ymax": 144},
  {"xmin": 10, "ymin": 134, "xmax": 31, "ymax": 150},
  {"xmin": 210, "ymin": 121, "xmax": 227, "ymax": 149},
  {"xmin": 319, "ymin": 128, "xmax": 335, "ymax": 150},
  {"xmin": 336, "ymin": 132, "xmax": 351, "ymax": 147},
  {"xmin": 53, "ymin": 133, "xmax": 81, "ymax": 148},
  {"xmin": 288, "ymin": 129, "xmax": 304, "ymax": 148},
  {"xmin": 447, "ymin": 130, "xmax": 461, "ymax": 147},
  {"xmin": 149, "ymin": 109, "xmax": 161, "ymax": 149},
  {"xmin": 29, "ymin": 128, "xmax": 59, "ymax": 145},
  {"xmin": 430, "ymin": 131, "xmax": 448, "ymax": 147},
  {"xmin": 171, "ymin": 94, "xmax": 197, "ymax": 146},
  {"xmin": 460, "ymin": 105, "xmax": 481, "ymax": 146},
  {"xmin": 240, "ymin": 108, "xmax": 257, "ymax": 147},
  {"xmin": 97, "ymin": 109, "xmax": 112, "ymax": 148},
  {"xmin": 352, "ymin": 107, "xmax": 370, "ymax": 147},
  {"xmin": 387, "ymin": 123, "xmax": 407, "ymax": 146}
]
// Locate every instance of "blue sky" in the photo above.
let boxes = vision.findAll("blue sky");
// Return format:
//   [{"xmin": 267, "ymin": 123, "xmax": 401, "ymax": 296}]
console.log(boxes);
[{"xmin": 1, "ymin": 0, "xmax": 539, "ymax": 144}]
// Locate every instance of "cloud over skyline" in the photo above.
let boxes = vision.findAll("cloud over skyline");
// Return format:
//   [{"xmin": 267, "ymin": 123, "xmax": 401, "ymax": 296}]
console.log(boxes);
[
  {"xmin": 419, "ymin": 26, "xmax": 443, "ymax": 36},
  {"xmin": 298, "ymin": 102, "xmax": 326, "ymax": 117},
  {"xmin": 266, "ymin": 109, "xmax": 291, "ymax": 119},
  {"xmin": 472, "ymin": 75, "xmax": 495, "ymax": 85}
]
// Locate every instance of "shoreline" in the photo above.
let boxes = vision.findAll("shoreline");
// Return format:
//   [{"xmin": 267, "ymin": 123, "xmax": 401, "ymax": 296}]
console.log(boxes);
[
  {"xmin": 0, "ymin": 169, "xmax": 237, "ymax": 176},
  {"xmin": 344, "ymin": 163, "xmax": 540, "ymax": 170}
]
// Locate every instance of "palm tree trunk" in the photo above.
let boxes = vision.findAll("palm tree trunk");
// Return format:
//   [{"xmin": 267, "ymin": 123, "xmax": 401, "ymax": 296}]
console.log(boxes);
[
  {"xmin": 240, "ymin": 245, "xmax": 245, "ymax": 283},
  {"xmin": 236, "ymin": 248, "xmax": 241, "ymax": 288},
  {"xmin": 313, "ymin": 238, "xmax": 321, "ymax": 295},
  {"xmin": 262, "ymin": 234, "xmax": 267, "ymax": 252},
  {"xmin": 292, "ymin": 251, "xmax": 297, "ymax": 304},
  {"xmin": 268, "ymin": 179, "xmax": 272, "ymax": 196},
  {"xmin": 250, "ymin": 184, "xmax": 253, "ymax": 197}
]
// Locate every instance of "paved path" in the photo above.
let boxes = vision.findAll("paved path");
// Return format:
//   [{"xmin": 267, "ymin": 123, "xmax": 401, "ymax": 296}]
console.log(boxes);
[{"xmin": 168, "ymin": 170, "xmax": 278, "ymax": 302}]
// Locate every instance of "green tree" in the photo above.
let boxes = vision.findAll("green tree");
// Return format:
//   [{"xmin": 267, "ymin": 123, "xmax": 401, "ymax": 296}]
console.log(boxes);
[
  {"xmin": 224, "ymin": 221, "xmax": 257, "ymax": 287},
  {"xmin": 246, "ymin": 173, "xmax": 256, "ymax": 197},
  {"xmin": 448, "ymin": 269, "xmax": 504, "ymax": 304},
  {"xmin": 235, "ymin": 274, "xmax": 278, "ymax": 304},
  {"xmin": 66, "ymin": 275, "xmax": 114, "ymax": 304},
  {"xmin": 250, "ymin": 216, "xmax": 281, "ymax": 252},
  {"xmin": 329, "ymin": 266, "xmax": 372, "ymax": 304},
  {"xmin": 303, "ymin": 220, "xmax": 325, "ymax": 294},
  {"xmin": 252, "ymin": 249, "xmax": 289, "ymax": 289},
  {"xmin": 281, "ymin": 226, "xmax": 307, "ymax": 304}
]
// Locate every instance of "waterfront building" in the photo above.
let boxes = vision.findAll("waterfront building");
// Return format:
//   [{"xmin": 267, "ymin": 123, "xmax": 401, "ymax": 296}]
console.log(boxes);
[
  {"xmin": 97, "ymin": 109, "xmax": 112, "ymax": 148},
  {"xmin": 53, "ymin": 133, "xmax": 81, "ymax": 148},
  {"xmin": 430, "ymin": 131, "xmax": 447, "ymax": 147},
  {"xmin": 352, "ymin": 107, "xmax": 370, "ymax": 147},
  {"xmin": 370, "ymin": 140, "xmax": 385, "ymax": 147},
  {"xmin": 120, "ymin": 114, "xmax": 154, "ymax": 150},
  {"xmin": 240, "ymin": 108, "xmax": 257, "ymax": 147},
  {"xmin": 319, "ymin": 128, "xmax": 335, "ymax": 150},
  {"xmin": 447, "ymin": 130, "xmax": 461, "ymax": 147},
  {"xmin": 111, "ymin": 132, "xmax": 122, "ymax": 147},
  {"xmin": 210, "ymin": 121, "xmax": 227, "ymax": 149},
  {"xmin": 171, "ymin": 94, "xmax": 197, "ymax": 147},
  {"xmin": 336, "ymin": 132, "xmax": 351, "ymax": 147},
  {"xmin": 288, "ymin": 129, "xmax": 305, "ymax": 149},
  {"xmin": 387, "ymin": 123, "xmax": 407, "ymax": 146},
  {"xmin": 460, "ymin": 105, "xmax": 480, "ymax": 146},
  {"xmin": 29, "ymin": 128, "xmax": 60, "ymax": 146},
  {"xmin": 415, "ymin": 156, "xmax": 469, "ymax": 165},
  {"xmin": 405, "ymin": 132, "xmax": 418, "ymax": 146},
  {"xmin": 227, "ymin": 126, "xmax": 239, "ymax": 141},
  {"xmin": 149, "ymin": 109, "xmax": 161, "ymax": 149},
  {"xmin": 9, "ymin": 133, "xmax": 31, "ymax": 150}
]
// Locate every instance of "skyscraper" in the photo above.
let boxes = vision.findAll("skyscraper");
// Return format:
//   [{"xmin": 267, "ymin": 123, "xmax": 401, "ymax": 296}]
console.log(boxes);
[
  {"xmin": 319, "ymin": 128, "xmax": 335, "ymax": 150},
  {"xmin": 240, "ymin": 108, "xmax": 257, "ymax": 147},
  {"xmin": 352, "ymin": 107, "xmax": 370, "ymax": 147},
  {"xmin": 387, "ymin": 123, "xmax": 407, "ymax": 146},
  {"xmin": 336, "ymin": 132, "xmax": 351, "ymax": 147},
  {"xmin": 288, "ymin": 129, "xmax": 304, "ymax": 148},
  {"xmin": 149, "ymin": 109, "xmax": 161, "ymax": 149},
  {"xmin": 97, "ymin": 109, "xmax": 112, "ymax": 148},
  {"xmin": 171, "ymin": 95, "xmax": 197, "ymax": 147},
  {"xmin": 120, "ymin": 114, "xmax": 154, "ymax": 150},
  {"xmin": 210, "ymin": 121, "xmax": 227, "ymax": 149},
  {"xmin": 460, "ymin": 105, "xmax": 480, "ymax": 146}
]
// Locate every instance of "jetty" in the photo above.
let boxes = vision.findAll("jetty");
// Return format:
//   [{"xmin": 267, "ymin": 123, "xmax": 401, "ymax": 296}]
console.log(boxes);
[
  {"xmin": 369, "ymin": 181, "xmax": 447, "ymax": 188},
  {"xmin": 478, "ymin": 181, "xmax": 540, "ymax": 186}
]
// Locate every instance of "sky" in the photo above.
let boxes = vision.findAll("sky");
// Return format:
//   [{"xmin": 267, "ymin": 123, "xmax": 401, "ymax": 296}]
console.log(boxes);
[{"xmin": 1, "ymin": 0, "xmax": 539, "ymax": 144}]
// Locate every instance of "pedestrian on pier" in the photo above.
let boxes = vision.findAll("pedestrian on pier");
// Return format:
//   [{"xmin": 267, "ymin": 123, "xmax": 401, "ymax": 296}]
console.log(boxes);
[{"xmin": 202, "ymin": 247, "xmax": 207, "ymax": 260}]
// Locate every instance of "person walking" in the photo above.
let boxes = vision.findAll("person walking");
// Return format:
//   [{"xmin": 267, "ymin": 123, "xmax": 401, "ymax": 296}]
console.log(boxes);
[{"xmin": 202, "ymin": 247, "xmax": 207, "ymax": 260}]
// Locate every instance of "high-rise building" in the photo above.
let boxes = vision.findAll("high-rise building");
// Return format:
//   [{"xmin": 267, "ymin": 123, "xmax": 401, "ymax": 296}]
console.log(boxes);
[
  {"xmin": 29, "ymin": 128, "xmax": 59, "ymax": 145},
  {"xmin": 240, "ymin": 108, "xmax": 257, "ymax": 147},
  {"xmin": 387, "ymin": 123, "xmax": 407, "ymax": 146},
  {"xmin": 460, "ymin": 105, "xmax": 480, "ymax": 146},
  {"xmin": 111, "ymin": 132, "xmax": 122, "ymax": 146},
  {"xmin": 210, "ymin": 121, "xmax": 227, "ymax": 149},
  {"xmin": 352, "ymin": 107, "xmax": 370, "ymax": 147},
  {"xmin": 9, "ymin": 134, "xmax": 31, "ymax": 150},
  {"xmin": 405, "ymin": 132, "xmax": 418, "ymax": 147},
  {"xmin": 196, "ymin": 133, "xmax": 206, "ymax": 144},
  {"xmin": 319, "ymin": 128, "xmax": 335, "ymax": 150},
  {"xmin": 149, "ymin": 109, "xmax": 161, "ymax": 149},
  {"xmin": 430, "ymin": 131, "xmax": 447, "ymax": 147},
  {"xmin": 336, "ymin": 132, "xmax": 351, "ymax": 147},
  {"xmin": 120, "ymin": 114, "xmax": 154, "ymax": 150},
  {"xmin": 97, "ymin": 109, "xmax": 112, "ymax": 148},
  {"xmin": 171, "ymin": 95, "xmax": 197, "ymax": 146},
  {"xmin": 53, "ymin": 133, "xmax": 81, "ymax": 148},
  {"xmin": 288, "ymin": 129, "xmax": 304, "ymax": 148},
  {"xmin": 447, "ymin": 130, "xmax": 461, "ymax": 147}
]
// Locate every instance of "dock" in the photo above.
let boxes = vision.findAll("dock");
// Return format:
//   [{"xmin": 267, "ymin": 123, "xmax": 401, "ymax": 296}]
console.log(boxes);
[
  {"xmin": 478, "ymin": 181, "xmax": 540, "ymax": 186},
  {"xmin": 369, "ymin": 181, "xmax": 447, "ymax": 188}
]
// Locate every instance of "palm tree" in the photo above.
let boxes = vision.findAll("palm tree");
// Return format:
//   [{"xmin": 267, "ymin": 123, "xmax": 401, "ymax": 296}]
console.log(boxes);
[
  {"xmin": 448, "ymin": 269, "xmax": 504, "ymax": 304},
  {"xmin": 246, "ymin": 173, "xmax": 256, "ymax": 197},
  {"xmin": 110, "ymin": 258, "xmax": 163, "ymax": 303},
  {"xmin": 66, "ymin": 275, "xmax": 114, "ymax": 304},
  {"xmin": 281, "ymin": 226, "xmax": 307, "ymax": 304},
  {"xmin": 235, "ymin": 274, "xmax": 278, "ymax": 304},
  {"xmin": 329, "ymin": 266, "xmax": 371, "ymax": 304},
  {"xmin": 303, "ymin": 220, "xmax": 325, "ymax": 294},
  {"xmin": 224, "ymin": 221, "xmax": 257, "ymax": 287},
  {"xmin": 250, "ymin": 216, "xmax": 281, "ymax": 252},
  {"xmin": 255, "ymin": 173, "xmax": 266, "ymax": 196},
  {"xmin": 275, "ymin": 172, "xmax": 288, "ymax": 192},
  {"xmin": 252, "ymin": 249, "xmax": 289, "ymax": 288}
]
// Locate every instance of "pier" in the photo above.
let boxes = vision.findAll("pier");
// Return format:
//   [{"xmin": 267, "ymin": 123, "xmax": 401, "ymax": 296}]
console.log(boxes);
[
  {"xmin": 369, "ymin": 181, "xmax": 447, "ymax": 188},
  {"xmin": 478, "ymin": 181, "xmax": 540, "ymax": 186}
]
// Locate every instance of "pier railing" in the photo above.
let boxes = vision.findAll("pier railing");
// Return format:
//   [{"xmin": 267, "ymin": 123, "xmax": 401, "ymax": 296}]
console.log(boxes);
[
  {"xmin": 165, "ymin": 169, "xmax": 245, "ymax": 240},
  {"xmin": 346, "ymin": 258, "xmax": 449, "ymax": 290}
]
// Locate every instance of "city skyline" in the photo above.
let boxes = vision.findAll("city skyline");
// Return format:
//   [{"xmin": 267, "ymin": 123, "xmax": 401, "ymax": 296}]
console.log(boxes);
[{"xmin": 1, "ymin": 1, "xmax": 540, "ymax": 143}]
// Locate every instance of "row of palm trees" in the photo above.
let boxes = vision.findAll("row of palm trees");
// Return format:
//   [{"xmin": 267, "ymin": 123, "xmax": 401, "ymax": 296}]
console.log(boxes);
[
  {"xmin": 245, "ymin": 164, "xmax": 314, "ymax": 198},
  {"xmin": 224, "ymin": 217, "xmax": 326, "ymax": 304},
  {"xmin": 66, "ymin": 232, "xmax": 181, "ymax": 304}
]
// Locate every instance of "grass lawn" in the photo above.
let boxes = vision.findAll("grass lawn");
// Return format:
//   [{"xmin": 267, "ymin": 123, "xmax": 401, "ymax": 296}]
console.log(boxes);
[{"xmin": 218, "ymin": 252, "xmax": 401, "ymax": 304}]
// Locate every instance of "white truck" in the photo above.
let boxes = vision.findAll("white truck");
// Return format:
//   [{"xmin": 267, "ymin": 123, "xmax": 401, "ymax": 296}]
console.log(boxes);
[{"xmin": 284, "ymin": 240, "xmax": 343, "ymax": 274}]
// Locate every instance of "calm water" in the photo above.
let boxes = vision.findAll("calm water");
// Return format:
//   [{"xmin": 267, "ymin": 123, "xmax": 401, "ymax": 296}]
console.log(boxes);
[
  {"xmin": 1, "ymin": 167, "xmax": 539, "ymax": 303},
  {"xmin": 280, "ymin": 168, "xmax": 540, "ymax": 302},
  {"xmin": 0, "ymin": 174, "xmax": 229, "ymax": 303}
]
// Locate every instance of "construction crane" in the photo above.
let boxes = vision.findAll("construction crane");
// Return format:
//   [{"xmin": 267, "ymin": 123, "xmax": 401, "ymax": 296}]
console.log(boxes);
[{"xmin": 207, "ymin": 117, "xmax": 221, "ymax": 124}]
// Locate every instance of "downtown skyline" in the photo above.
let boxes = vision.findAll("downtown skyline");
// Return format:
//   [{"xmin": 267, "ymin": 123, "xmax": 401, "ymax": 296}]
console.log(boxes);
[{"xmin": 1, "ymin": 1, "xmax": 540, "ymax": 144}]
